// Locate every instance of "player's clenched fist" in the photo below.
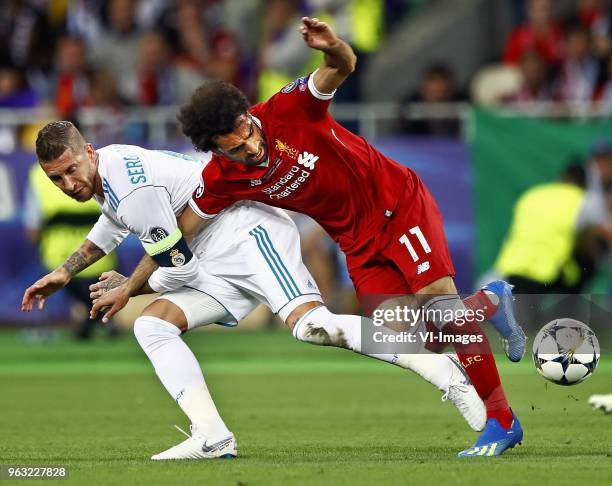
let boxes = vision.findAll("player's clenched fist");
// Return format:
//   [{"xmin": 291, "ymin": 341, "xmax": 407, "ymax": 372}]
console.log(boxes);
[
  {"xmin": 299, "ymin": 17, "xmax": 339, "ymax": 51},
  {"xmin": 21, "ymin": 268, "xmax": 71, "ymax": 312}
]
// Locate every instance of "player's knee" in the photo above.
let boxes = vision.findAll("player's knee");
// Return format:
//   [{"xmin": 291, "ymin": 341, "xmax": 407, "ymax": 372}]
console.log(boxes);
[
  {"xmin": 293, "ymin": 306, "xmax": 351, "ymax": 349},
  {"xmin": 293, "ymin": 305, "xmax": 333, "ymax": 345},
  {"xmin": 133, "ymin": 316, "xmax": 182, "ymax": 350},
  {"xmin": 417, "ymin": 276, "xmax": 457, "ymax": 296},
  {"xmin": 284, "ymin": 301, "xmax": 323, "ymax": 330},
  {"xmin": 141, "ymin": 299, "xmax": 188, "ymax": 332},
  {"xmin": 422, "ymin": 294, "xmax": 468, "ymax": 331}
]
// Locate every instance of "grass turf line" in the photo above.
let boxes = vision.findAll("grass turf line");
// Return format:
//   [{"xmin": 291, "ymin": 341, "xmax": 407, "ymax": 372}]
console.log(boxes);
[{"xmin": 0, "ymin": 329, "xmax": 609, "ymax": 486}]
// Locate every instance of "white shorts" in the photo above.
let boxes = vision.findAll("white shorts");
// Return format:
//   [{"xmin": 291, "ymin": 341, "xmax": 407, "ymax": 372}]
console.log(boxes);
[
  {"xmin": 158, "ymin": 202, "xmax": 323, "ymax": 327},
  {"xmin": 158, "ymin": 286, "xmax": 235, "ymax": 330}
]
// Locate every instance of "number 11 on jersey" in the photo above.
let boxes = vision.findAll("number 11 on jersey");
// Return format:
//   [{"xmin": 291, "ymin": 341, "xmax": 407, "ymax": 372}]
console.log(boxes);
[{"xmin": 399, "ymin": 226, "xmax": 431, "ymax": 262}]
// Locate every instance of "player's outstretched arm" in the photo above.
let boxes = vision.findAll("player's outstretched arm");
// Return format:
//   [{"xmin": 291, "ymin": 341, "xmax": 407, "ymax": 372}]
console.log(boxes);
[
  {"xmin": 21, "ymin": 268, "xmax": 70, "ymax": 312},
  {"xmin": 299, "ymin": 16, "xmax": 357, "ymax": 95},
  {"xmin": 89, "ymin": 255, "xmax": 158, "ymax": 323},
  {"xmin": 21, "ymin": 239, "xmax": 105, "ymax": 312}
]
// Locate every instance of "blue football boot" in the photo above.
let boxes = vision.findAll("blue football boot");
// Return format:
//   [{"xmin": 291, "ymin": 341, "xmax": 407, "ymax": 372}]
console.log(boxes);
[
  {"xmin": 457, "ymin": 412, "xmax": 523, "ymax": 457},
  {"xmin": 482, "ymin": 280, "xmax": 527, "ymax": 362}
]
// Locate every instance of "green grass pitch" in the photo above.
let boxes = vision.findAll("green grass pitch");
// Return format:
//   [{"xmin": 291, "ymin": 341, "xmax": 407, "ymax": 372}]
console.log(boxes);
[{"xmin": 0, "ymin": 328, "xmax": 609, "ymax": 485}]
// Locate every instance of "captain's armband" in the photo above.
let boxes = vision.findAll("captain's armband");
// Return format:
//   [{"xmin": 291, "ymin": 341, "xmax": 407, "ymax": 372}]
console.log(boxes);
[{"xmin": 144, "ymin": 228, "xmax": 193, "ymax": 267}]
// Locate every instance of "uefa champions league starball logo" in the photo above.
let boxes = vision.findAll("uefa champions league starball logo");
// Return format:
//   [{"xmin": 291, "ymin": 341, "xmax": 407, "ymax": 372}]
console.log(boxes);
[{"xmin": 532, "ymin": 319, "xmax": 601, "ymax": 386}]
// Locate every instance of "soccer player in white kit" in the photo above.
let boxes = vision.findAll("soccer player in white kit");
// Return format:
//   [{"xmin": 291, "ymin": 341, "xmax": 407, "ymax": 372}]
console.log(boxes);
[{"xmin": 22, "ymin": 122, "xmax": 485, "ymax": 460}]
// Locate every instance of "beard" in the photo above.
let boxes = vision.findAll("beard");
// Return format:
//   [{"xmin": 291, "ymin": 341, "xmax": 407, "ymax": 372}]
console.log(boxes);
[{"xmin": 67, "ymin": 186, "xmax": 92, "ymax": 202}]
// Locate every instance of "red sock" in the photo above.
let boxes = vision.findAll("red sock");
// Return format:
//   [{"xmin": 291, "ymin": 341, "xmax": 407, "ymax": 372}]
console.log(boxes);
[
  {"xmin": 423, "ymin": 291, "xmax": 513, "ymax": 428},
  {"xmin": 445, "ymin": 317, "xmax": 513, "ymax": 429},
  {"xmin": 464, "ymin": 290, "xmax": 498, "ymax": 320}
]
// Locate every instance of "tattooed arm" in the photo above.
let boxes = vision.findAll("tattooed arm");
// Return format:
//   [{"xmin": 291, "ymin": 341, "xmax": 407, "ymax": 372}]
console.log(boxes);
[
  {"xmin": 21, "ymin": 239, "xmax": 106, "ymax": 312},
  {"xmin": 89, "ymin": 254, "xmax": 159, "ymax": 322},
  {"xmin": 89, "ymin": 271, "xmax": 128, "ymax": 300},
  {"xmin": 62, "ymin": 239, "xmax": 106, "ymax": 277},
  {"xmin": 89, "ymin": 255, "xmax": 157, "ymax": 301}
]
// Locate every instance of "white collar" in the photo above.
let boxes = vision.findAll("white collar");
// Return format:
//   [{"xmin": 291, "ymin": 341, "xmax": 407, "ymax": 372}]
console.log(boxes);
[{"xmin": 248, "ymin": 114, "xmax": 269, "ymax": 168}]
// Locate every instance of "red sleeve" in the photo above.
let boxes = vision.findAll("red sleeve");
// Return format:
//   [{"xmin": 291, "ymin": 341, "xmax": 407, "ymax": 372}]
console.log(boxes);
[
  {"xmin": 263, "ymin": 71, "xmax": 334, "ymax": 122},
  {"xmin": 503, "ymin": 29, "xmax": 523, "ymax": 65},
  {"xmin": 189, "ymin": 161, "xmax": 237, "ymax": 219}
]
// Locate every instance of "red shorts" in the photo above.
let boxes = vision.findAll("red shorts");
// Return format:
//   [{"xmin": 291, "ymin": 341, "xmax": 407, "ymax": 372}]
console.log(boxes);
[{"xmin": 345, "ymin": 175, "xmax": 455, "ymax": 313}]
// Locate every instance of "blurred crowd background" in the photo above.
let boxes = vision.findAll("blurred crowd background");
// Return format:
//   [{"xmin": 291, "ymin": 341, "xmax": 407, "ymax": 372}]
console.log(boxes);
[
  {"xmin": 0, "ymin": 0, "xmax": 611, "ymax": 337},
  {"xmin": 5, "ymin": 0, "xmax": 612, "ymax": 141}
]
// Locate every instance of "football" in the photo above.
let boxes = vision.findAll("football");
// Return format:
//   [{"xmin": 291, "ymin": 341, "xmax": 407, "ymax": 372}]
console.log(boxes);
[{"xmin": 532, "ymin": 318, "xmax": 600, "ymax": 386}]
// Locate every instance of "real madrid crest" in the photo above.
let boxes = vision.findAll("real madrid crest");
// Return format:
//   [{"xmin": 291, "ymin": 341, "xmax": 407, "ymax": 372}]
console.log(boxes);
[{"xmin": 170, "ymin": 248, "xmax": 186, "ymax": 266}]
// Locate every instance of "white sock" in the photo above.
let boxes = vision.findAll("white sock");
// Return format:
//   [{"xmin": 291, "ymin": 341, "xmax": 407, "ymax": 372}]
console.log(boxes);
[
  {"xmin": 293, "ymin": 306, "xmax": 456, "ymax": 391},
  {"xmin": 133, "ymin": 316, "xmax": 231, "ymax": 439}
]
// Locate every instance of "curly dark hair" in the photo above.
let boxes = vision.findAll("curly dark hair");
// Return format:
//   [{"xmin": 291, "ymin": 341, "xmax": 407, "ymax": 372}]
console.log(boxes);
[{"xmin": 178, "ymin": 81, "xmax": 250, "ymax": 152}]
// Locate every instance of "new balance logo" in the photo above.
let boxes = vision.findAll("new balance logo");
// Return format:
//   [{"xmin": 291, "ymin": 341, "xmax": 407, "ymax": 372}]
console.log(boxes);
[
  {"xmin": 201, "ymin": 437, "xmax": 233, "ymax": 453},
  {"xmin": 298, "ymin": 151, "xmax": 319, "ymax": 169},
  {"xmin": 417, "ymin": 261, "xmax": 430, "ymax": 275}
]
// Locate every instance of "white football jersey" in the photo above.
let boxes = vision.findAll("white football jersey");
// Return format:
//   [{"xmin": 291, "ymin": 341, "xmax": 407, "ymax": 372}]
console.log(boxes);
[
  {"xmin": 84, "ymin": 144, "xmax": 322, "ymax": 322},
  {"xmin": 87, "ymin": 145, "xmax": 203, "ymax": 252},
  {"xmin": 86, "ymin": 145, "xmax": 217, "ymax": 292}
]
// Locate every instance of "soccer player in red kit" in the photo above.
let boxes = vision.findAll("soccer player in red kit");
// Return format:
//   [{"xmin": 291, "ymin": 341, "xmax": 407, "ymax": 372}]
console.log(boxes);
[{"xmin": 178, "ymin": 17, "xmax": 527, "ymax": 456}]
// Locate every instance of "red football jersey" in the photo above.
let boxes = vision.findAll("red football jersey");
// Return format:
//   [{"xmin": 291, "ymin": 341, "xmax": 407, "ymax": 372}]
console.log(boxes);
[{"xmin": 190, "ymin": 72, "xmax": 416, "ymax": 255}]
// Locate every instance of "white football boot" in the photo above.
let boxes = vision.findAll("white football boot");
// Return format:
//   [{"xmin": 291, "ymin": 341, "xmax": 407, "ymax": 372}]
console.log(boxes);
[
  {"xmin": 588, "ymin": 394, "xmax": 612, "ymax": 413},
  {"xmin": 151, "ymin": 425, "xmax": 237, "ymax": 460},
  {"xmin": 441, "ymin": 355, "xmax": 487, "ymax": 432}
]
